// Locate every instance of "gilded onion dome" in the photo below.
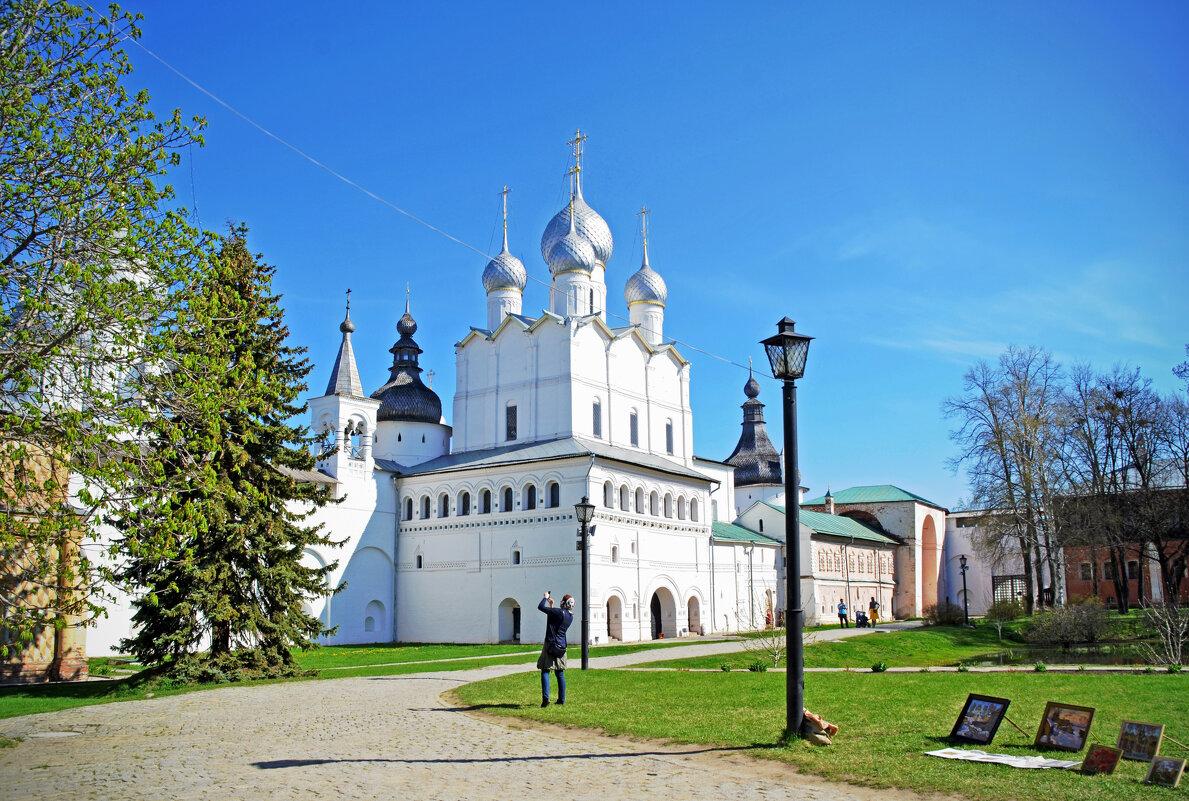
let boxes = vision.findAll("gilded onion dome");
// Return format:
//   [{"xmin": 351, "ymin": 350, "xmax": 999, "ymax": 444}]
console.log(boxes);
[
  {"xmin": 546, "ymin": 203, "xmax": 597, "ymax": 276},
  {"xmin": 623, "ymin": 240, "xmax": 667, "ymax": 306},
  {"xmin": 540, "ymin": 181, "xmax": 613, "ymax": 268}
]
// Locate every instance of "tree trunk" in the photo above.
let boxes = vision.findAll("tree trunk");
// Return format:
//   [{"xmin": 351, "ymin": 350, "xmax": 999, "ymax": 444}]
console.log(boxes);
[
  {"xmin": 1110, "ymin": 546, "xmax": 1130, "ymax": 614},
  {"xmin": 1019, "ymin": 536, "xmax": 1035, "ymax": 615}
]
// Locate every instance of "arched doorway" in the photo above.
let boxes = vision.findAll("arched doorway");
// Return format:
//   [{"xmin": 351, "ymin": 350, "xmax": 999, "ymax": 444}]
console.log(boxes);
[
  {"xmin": 498, "ymin": 598, "xmax": 521, "ymax": 642},
  {"xmin": 649, "ymin": 588, "xmax": 676, "ymax": 639},
  {"xmin": 687, "ymin": 596, "xmax": 701, "ymax": 635},
  {"xmin": 921, "ymin": 516, "xmax": 939, "ymax": 610},
  {"xmin": 606, "ymin": 596, "xmax": 623, "ymax": 641}
]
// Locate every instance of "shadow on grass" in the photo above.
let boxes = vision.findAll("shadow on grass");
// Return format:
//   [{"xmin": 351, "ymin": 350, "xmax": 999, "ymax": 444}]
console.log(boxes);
[
  {"xmin": 412, "ymin": 703, "xmax": 523, "ymax": 712},
  {"xmin": 252, "ymin": 745, "xmax": 758, "ymax": 769}
]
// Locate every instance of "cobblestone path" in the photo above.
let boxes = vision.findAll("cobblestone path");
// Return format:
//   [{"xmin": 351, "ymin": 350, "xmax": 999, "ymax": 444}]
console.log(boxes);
[{"xmin": 0, "ymin": 628, "xmax": 926, "ymax": 800}]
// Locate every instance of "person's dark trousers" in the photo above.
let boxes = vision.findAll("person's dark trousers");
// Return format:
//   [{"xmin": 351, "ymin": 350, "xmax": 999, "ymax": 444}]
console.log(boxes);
[
  {"xmin": 838, "ymin": 615, "xmax": 848, "ymax": 628},
  {"xmin": 540, "ymin": 669, "xmax": 567, "ymax": 704}
]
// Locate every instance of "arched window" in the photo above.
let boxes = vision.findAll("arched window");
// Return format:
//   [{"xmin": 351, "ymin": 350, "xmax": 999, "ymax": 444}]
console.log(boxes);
[
  {"xmin": 345, "ymin": 421, "xmax": 364, "ymax": 460},
  {"xmin": 611, "ymin": 545, "xmax": 619, "ymax": 563},
  {"xmin": 619, "ymin": 484, "xmax": 629, "ymax": 510},
  {"xmin": 663, "ymin": 493, "xmax": 673, "ymax": 518},
  {"xmin": 629, "ymin": 410, "xmax": 639, "ymax": 447},
  {"xmin": 818, "ymin": 552, "xmax": 825, "ymax": 571},
  {"xmin": 524, "ymin": 485, "xmax": 537, "ymax": 511},
  {"xmin": 438, "ymin": 493, "xmax": 449, "ymax": 518},
  {"xmin": 548, "ymin": 481, "xmax": 560, "ymax": 508},
  {"xmin": 603, "ymin": 481, "xmax": 614, "ymax": 507},
  {"xmin": 512, "ymin": 549, "xmax": 521, "ymax": 565},
  {"xmin": 502, "ymin": 486, "xmax": 514, "ymax": 512},
  {"xmin": 759, "ymin": 518, "xmax": 764, "ymax": 533},
  {"xmin": 593, "ymin": 399, "xmax": 602, "ymax": 438},
  {"xmin": 505, "ymin": 402, "xmax": 518, "ymax": 441},
  {"xmin": 459, "ymin": 492, "xmax": 471, "ymax": 516},
  {"xmin": 677, "ymin": 496, "xmax": 687, "ymax": 520},
  {"xmin": 635, "ymin": 487, "xmax": 645, "ymax": 513},
  {"xmin": 665, "ymin": 420, "xmax": 674, "ymax": 455},
  {"xmin": 481, "ymin": 489, "xmax": 492, "ymax": 514},
  {"xmin": 404, "ymin": 498, "xmax": 413, "ymax": 521},
  {"xmin": 415, "ymin": 554, "xmax": 424, "ymax": 569},
  {"xmin": 649, "ymin": 491, "xmax": 659, "ymax": 516},
  {"xmin": 421, "ymin": 495, "xmax": 430, "ymax": 519},
  {"xmin": 690, "ymin": 498, "xmax": 699, "ymax": 522}
]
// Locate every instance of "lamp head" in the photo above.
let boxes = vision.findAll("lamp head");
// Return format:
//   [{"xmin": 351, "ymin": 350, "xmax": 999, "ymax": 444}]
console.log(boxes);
[
  {"xmin": 760, "ymin": 317, "xmax": 814, "ymax": 380},
  {"xmin": 574, "ymin": 496, "xmax": 595, "ymax": 524}
]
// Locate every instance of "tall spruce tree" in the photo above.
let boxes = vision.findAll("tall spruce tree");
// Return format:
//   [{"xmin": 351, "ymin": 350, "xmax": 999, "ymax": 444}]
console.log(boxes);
[{"xmin": 119, "ymin": 227, "xmax": 338, "ymax": 672}]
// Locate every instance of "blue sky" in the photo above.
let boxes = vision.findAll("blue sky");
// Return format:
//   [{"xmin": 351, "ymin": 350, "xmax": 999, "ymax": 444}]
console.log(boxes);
[{"xmin": 123, "ymin": 2, "xmax": 1189, "ymax": 510}]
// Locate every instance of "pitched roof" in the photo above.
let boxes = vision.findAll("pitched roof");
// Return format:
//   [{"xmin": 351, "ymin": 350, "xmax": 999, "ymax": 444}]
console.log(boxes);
[
  {"xmin": 802, "ymin": 484, "xmax": 946, "ymax": 510},
  {"xmin": 376, "ymin": 436, "xmax": 712, "ymax": 483},
  {"xmin": 755, "ymin": 502, "xmax": 898, "ymax": 545},
  {"xmin": 711, "ymin": 521, "xmax": 782, "ymax": 544}
]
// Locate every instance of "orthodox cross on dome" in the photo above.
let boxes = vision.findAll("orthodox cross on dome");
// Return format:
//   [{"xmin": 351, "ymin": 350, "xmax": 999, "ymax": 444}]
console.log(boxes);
[
  {"xmin": 405, "ymin": 282, "xmax": 410, "ymax": 313},
  {"xmin": 345, "ymin": 287, "xmax": 352, "ymax": 312},
  {"xmin": 426, "ymin": 369, "xmax": 435, "ymax": 388},
  {"xmin": 568, "ymin": 129, "xmax": 588, "ymax": 194},
  {"xmin": 637, "ymin": 205, "xmax": 651, "ymax": 263},
  {"xmin": 499, "ymin": 185, "xmax": 511, "ymax": 249}
]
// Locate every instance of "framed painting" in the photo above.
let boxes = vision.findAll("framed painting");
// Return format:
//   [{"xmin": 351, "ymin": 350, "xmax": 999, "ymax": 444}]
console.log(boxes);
[
  {"xmin": 949, "ymin": 694, "xmax": 1011, "ymax": 745},
  {"xmin": 1079, "ymin": 744, "xmax": 1122, "ymax": 775},
  {"xmin": 1033, "ymin": 701, "xmax": 1095, "ymax": 752},
  {"xmin": 1116, "ymin": 720, "xmax": 1164, "ymax": 762},
  {"xmin": 1145, "ymin": 756, "xmax": 1185, "ymax": 788}
]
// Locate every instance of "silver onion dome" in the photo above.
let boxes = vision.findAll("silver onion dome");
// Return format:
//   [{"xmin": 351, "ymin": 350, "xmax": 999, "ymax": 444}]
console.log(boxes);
[
  {"xmin": 623, "ymin": 246, "xmax": 667, "ymax": 306},
  {"xmin": 540, "ymin": 187, "xmax": 613, "ymax": 268},
  {"xmin": 547, "ymin": 213, "xmax": 597, "ymax": 276},
  {"xmin": 482, "ymin": 246, "xmax": 527, "ymax": 293}
]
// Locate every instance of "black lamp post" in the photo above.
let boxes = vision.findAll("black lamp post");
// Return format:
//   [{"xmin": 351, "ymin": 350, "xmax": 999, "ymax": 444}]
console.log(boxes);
[
  {"xmin": 760, "ymin": 316, "xmax": 813, "ymax": 739},
  {"xmin": 574, "ymin": 495, "xmax": 596, "ymax": 670},
  {"xmin": 959, "ymin": 554, "xmax": 970, "ymax": 627}
]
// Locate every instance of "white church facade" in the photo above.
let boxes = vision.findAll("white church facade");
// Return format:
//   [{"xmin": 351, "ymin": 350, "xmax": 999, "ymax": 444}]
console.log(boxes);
[{"xmin": 82, "ymin": 138, "xmax": 964, "ymax": 656}]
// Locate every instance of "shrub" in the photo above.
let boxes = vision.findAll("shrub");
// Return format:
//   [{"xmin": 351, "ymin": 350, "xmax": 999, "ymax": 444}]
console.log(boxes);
[
  {"xmin": 984, "ymin": 600, "xmax": 1025, "ymax": 640},
  {"xmin": 922, "ymin": 601, "xmax": 965, "ymax": 626},
  {"xmin": 156, "ymin": 650, "xmax": 315, "ymax": 685},
  {"xmin": 1139, "ymin": 602, "xmax": 1189, "ymax": 667},
  {"xmin": 1025, "ymin": 599, "xmax": 1114, "ymax": 647},
  {"xmin": 957, "ymin": 665, "xmax": 970, "ymax": 673},
  {"xmin": 1034, "ymin": 661, "xmax": 1047, "ymax": 672},
  {"xmin": 747, "ymin": 660, "xmax": 768, "ymax": 672},
  {"xmin": 720, "ymin": 663, "xmax": 732, "ymax": 672},
  {"xmin": 871, "ymin": 661, "xmax": 888, "ymax": 673},
  {"xmin": 1167, "ymin": 664, "xmax": 1182, "ymax": 674}
]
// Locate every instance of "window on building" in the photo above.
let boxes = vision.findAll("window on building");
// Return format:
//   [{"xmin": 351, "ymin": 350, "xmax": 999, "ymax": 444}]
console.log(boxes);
[
  {"xmin": 1103, "ymin": 561, "xmax": 1117, "ymax": 580},
  {"xmin": 991, "ymin": 575, "xmax": 1027, "ymax": 604},
  {"xmin": 691, "ymin": 498, "xmax": 699, "ymax": 522},
  {"xmin": 506, "ymin": 404, "xmax": 517, "ymax": 441},
  {"xmin": 1127, "ymin": 561, "xmax": 1140, "ymax": 580},
  {"xmin": 630, "ymin": 541, "xmax": 636, "ymax": 554},
  {"xmin": 512, "ymin": 549, "xmax": 521, "ymax": 565},
  {"xmin": 603, "ymin": 481, "xmax": 614, "ymax": 508},
  {"xmin": 620, "ymin": 485, "xmax": 629, "ymax": 510},
  {"xmin": 415, "ymin": 554, "xmax": 423, "ymax": 569},
  {"xmin": 635, "ymin": 487, "xmax": 645, "ymax": 513},
  {"xmin": 459, "ymin": 492, "xmax": 471, "ymax": 516},
  {"xmin": 663, "ymin": 493, "xmax": 673, "ymax": 518},
  {"xmin": 421, "ymin": 496, "xmax": 430, "ymax": 519},
  {"xmin": 759, "ymin": 519, "xmax": 764, "ymax": 533},
  {"xmin": 593, "ymin": 400, "xmax": 602, "ymax": 438},
  {"xmin": 480, "ymin": 489, "xmax": 492, "ymax": 514},
  {"xmin": 1079, "ymin": 562, "xmax": 1092, "ymax": 581},
  {"xmin": 548, "ymin": 481, "xmax": 560, "ymax": 508},
  {"xmin": 404, "ymin": 498, "xmax": 413, "ymax": 521},
  {"xmin": 438, "ymin": 493, "xmax": 449, "ymax": 518},
  {"xmin": 649, "ymin": 491, "xmax": 659, "ymax": 516},
  {"xmin": 502, "ymin": 486, "xmax": 514, "ymax": 512},
  {"xmin": 611, "ymin": 545, "xmax": 619, "ymax": 563},
  {"xmin": 629, "ymin": 410, "xmax": 639, "ymax": 447},
  {"xmin": 524, "ymin": 485, "xmax": 537, "ymax": 511},
  {"xmin": 677, "ymin": 496, "xmax": 687, "ymax": 520},
  {"xmin": 665, "ymin": 420, "xmax": 674, "ymax": 455}
]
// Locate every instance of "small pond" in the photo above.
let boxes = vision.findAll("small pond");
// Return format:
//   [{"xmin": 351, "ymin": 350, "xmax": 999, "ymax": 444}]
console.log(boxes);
[{"xmin": 966, "ymin": 643, "xmax": 1149, "ymax": 667}]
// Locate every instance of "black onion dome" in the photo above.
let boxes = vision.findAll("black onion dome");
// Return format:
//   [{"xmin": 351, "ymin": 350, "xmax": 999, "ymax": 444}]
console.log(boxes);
[
  {"xmin": 370, "ymin": 304, "xmax": 442, "ymax": 424},
  {"xmin": 725, "ymin": 373, "xmax": 782, "ymax": 487}
]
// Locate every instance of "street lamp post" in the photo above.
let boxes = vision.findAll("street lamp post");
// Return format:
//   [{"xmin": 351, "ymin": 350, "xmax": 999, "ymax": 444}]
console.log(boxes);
[
  {"xmin": 574, "ymin": 496, "xmax": 596, "ymax": 670},
  {"xmin": 959, "ymin": 554, "xmax": 970, "ymax": 627},
  {"xmin": 760, "ymin": 317, "xmax": 814, "ymax": 740}
]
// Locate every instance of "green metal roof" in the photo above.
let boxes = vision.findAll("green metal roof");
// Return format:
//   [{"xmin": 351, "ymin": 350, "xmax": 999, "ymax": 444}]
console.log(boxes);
[
  {"xmin": 802, "ymin": 484, "xmax": 946, "ymax": 510},
  {"xmin": 711, "ymin": 521, "xmax": 782, "ymax": 544},
  {"xmin": 757, "ymin": 502, "xmax": 898, "ymax": 545}
]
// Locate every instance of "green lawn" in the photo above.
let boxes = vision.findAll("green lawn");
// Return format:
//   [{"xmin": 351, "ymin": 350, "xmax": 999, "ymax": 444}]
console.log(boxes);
[
  {"xmin": 451, "ymin": 670, "xmax": 1188, "ymax": 801},
  {"xmin": 643, "ymin": 624, "xmax": 1026, "ymax": 670}
]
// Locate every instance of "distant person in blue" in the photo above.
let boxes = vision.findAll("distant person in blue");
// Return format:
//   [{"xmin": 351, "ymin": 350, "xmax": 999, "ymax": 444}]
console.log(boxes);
[
  {"xmin": 837, "ymin": 599, "xmax": 849, "ymax": 628},
  {"xmin": 537, "ymin": 590, "xmax": 574, "ymax": 707}
]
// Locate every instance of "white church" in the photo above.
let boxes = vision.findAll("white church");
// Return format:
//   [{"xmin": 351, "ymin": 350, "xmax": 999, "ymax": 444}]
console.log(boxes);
[{"xmin": 83, "ymin": 138, "xmax": 960, "ymax": 656}]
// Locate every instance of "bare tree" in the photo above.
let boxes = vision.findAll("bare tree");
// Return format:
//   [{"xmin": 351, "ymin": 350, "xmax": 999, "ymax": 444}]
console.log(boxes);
[{"xmin": 944, "ymin": 346, "xmax": 1068, "ymax": 614}]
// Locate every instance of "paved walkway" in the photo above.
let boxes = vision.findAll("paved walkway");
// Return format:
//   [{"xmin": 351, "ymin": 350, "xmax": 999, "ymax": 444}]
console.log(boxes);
[{"xmin": 0, "ymin": 625, "xmax": 929, "ymax": 801}]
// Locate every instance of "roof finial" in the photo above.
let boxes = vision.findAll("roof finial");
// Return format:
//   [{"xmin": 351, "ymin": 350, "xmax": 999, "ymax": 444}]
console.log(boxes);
[
  {"xmin": 405, "ymin": 282, "xmax": 410, "ymax": 315},
  {"xmin": 568, "ymin": 128, "xmax": 588, "ymax": 196},
  {"xmin": 748, "ymin": 355, "xmax": 753, "ymax": 377},
  {"xmin": 637, "ymin": 205, "xmax": 650, "ymax": 267},
  {"xmin": 340, "ymin": 287, "xmax": 356, "ymax": 334},
  {"xmin": 346, "ymin": 287, "xmax": 352, "ymax": 313},
  {"xmin": 499, "ymin": 185, "xmax": 511, "ymax": 252}
]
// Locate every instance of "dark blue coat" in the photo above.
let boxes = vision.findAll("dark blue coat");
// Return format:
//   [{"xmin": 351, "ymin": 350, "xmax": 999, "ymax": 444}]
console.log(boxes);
[{"xmin": 538, "ymin": 598, "xmax": 572, "ymax": 655}]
